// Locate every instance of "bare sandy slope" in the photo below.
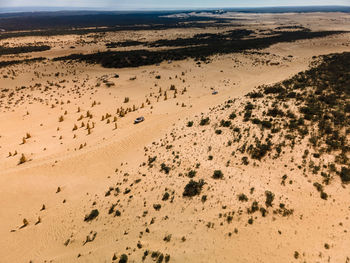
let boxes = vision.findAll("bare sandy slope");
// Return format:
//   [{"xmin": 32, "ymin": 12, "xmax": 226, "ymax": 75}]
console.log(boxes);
[{"xmin": 0, "ymin": 14, "xmax": 350, "ymax": 263}]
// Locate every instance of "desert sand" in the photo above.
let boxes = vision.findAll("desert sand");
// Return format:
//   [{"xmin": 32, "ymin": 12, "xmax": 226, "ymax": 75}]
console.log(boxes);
[{"xmin": 0, "ymin": 12, "xmax": 350, "ymax": 262}]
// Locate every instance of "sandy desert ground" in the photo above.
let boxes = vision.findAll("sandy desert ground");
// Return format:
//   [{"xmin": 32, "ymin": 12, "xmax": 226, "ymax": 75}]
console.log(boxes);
[{"xmin": 0, "ymin": 12, "xmax": 350, "ymax": 263}]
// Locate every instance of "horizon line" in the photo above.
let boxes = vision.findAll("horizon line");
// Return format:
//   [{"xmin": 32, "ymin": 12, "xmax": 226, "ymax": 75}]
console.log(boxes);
[{"xmin": 1, "ymin": 5, "xmax": 350, "ymax": 12}]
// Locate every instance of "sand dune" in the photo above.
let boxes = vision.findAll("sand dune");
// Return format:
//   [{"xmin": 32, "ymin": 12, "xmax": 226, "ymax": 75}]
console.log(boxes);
[{"xmin": 0, "ymin": 12, "xmax": 350, "ymax": 263}]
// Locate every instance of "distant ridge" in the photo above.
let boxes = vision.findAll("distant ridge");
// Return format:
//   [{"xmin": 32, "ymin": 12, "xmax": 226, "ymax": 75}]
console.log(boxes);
[{"xmin": 0, "ymin": 5, "xmax": 350, "ymax": 14}]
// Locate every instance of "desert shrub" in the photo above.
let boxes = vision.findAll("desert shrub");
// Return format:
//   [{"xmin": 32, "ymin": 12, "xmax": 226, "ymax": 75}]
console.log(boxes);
[
  {"xmin": 151, "ymin": 251, "xmax": 161, "ymax": 260},
  {"xmin": 238, "ymin": 193, "xmax": 248, "ymax": 202},
  {"xmin": 260, "ymin": 207, "xmax": 267, "ymax": 217},
  {"xmin": 187, "ymin": 170, "xmax": 197, "ymax": 178},
  {"xmin": 157, "ymin": 254, "xmax": 164, "ymax": 263},
  {"xmin": 148, "ymin": 156, "xmax": 157, "ymax": 165},
  {"xmin": 340, "ymin": 167, "xmax": 350, "ymax": 183},
  {"xmin": 183, "ymin": 179, "xmax": 205, "ymax": 197},
  {"xmin": 267, "ymin": 107, "xmax": 284, "ymax": 117},
  {"xmin": 250, "ymin": 142, "xmax": 272, "ymax": 160},
  {"xmin": 119, "ymin": 254, "xmax": 128, "ymax": 263},
  {"xmin": 108, "ymin": 204, "xmax": 116, "ymax": 214},
  {"xmin": 84, "ymin": 209, "xmax": 99, "ymax": 222},
  {"xmin": 264, "ymin": 85, "xmax": 285, "ymax": 94},
  {"xmin": 200, "ymin": 117, "xmax": 210, "ymax": 126},
  {"xmin": 215, "ymin": 129, "xmax": 222, "ymax": 135},
  {"xmin": 187, "ymin": 121, "xmax": 194, "ymax": 127},
  {"xmin": 265, "ymin": 191, "xmax": 275, "ymax": 207},
  {"xmin": 163, "ymin": 234, "xmax": 172, "ymax": 242},
  {"xmin": 233, "ymin": 127, "xmax": 240, "ymax": 132},
  {"xmin": 212, "ymin": 170, "xmax": 223, "ymax": 179},
  {"xmin": 313, "ymin": 182, "xmax": 323, "ymax": 192},
  {"xmin": 242, "ymin": 156, "xmax": 249, "ymax": 165},
  {"xmin": 320, "ymin": 191, "xmax": 328, "ymax": 200},
  {"xmin": 243, "ymin": 111, "xmax": 252, "ymax": 121},
  {"xmin": 261, "ymin": 120, "xmax": 272, "ymax": 129},
  {"xmin": 160, "ymin": 163, "xmax": 170, "ymax": 174},
  {"xmin": 220, "ymin": 120, "xmax": 231, "ymax": 127},
  {"xmin": 229, "ymin": 112, "xmax": 237, "ymax": 119},
  {"xmin": 248, "ymin": 91, "xmax": 264, "ymax": 98},
  {"xmin": 294, "ymin": 251, "xmax": 299, "ymax": 259},
  {"xmin": 245, "ymin": 102, "xmax": 254, "ymax": 111},
  {"xmin": 153, "ymin": 204, "xmax": 161, "ymax": 211},
  {"xmin": 162, "ymin": 192, "xmax": 170, "ymax": 201},
  {"xmin": 252, "ymin": 118, "xmax": 260, "ymax": 124},
  {"xmin": 18, "ymin": 154, "xmax": 27, "ymax": 165},
  {"xmin": 248, "ymin": 201, "xmax": 259, "ymax": 213}
]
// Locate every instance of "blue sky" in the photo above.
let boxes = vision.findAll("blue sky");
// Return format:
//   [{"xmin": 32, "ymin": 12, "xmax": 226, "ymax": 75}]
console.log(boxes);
[{"xmin": 1, "ymin": 0, "xmax": 349, "ymax": 9}]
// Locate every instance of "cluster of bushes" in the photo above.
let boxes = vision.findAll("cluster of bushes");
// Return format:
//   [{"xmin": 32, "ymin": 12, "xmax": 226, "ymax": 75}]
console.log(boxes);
[
  {"xmin": 241, "ymin": 52, "xmax": 350, "ymax": 186},
  {"xmin": 249, "ymin": 141, "xmax": 272, "ymax": 160},
  {"xmin": 0, "ymin": 45, "xmax": 50, "ymax": 56},
  {"xmin": 54, "ymin": 30, "xmax": 343, "ymax": 69}
]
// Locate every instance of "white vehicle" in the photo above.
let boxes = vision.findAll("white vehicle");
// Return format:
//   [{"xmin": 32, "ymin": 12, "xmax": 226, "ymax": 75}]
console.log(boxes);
[{"xmin": 134, "ymin": 116, "xmax": 145, "ymax": 124}]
